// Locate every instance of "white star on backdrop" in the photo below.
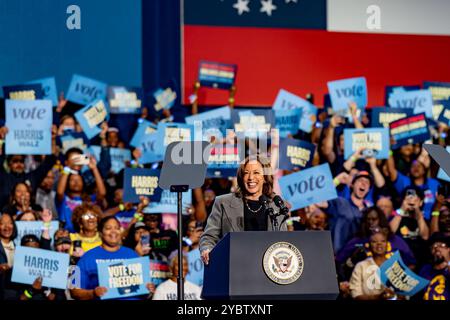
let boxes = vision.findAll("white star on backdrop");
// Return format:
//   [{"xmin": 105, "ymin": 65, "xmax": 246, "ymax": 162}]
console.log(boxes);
[
  {"xmin": 285, "ymin": 0, "xmax": 298, "ymax": 3},
  {"xmin": 233, "ymin": 0, "xmax": 251, "ymax": 15},
  {"xmin": 260, "ymin": 0, "xmax": 277, "ymax": 16}
]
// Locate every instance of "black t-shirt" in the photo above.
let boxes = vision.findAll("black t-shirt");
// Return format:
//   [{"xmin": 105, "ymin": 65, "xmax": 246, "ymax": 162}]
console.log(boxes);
[
  {"xmin": 150, "ymin": 229, "xmax": 178, "ymax": 259},
  {"xmin": 243, "ymin": 199, "xmax": 268, "ymax": 231}
]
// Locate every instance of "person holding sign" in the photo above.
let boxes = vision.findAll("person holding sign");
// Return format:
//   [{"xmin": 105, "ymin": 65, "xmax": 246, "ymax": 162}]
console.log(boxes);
[
  {"xmin": 70, "ymin": 216, "xmax": 153, "ymax": 300},
  {"xmin": 349, "ymin": 230, "xmax": 398, "ymax": 300},
  {"xmin": 200, "ymin": 155, "xmax": 288, "ymax": 265}
]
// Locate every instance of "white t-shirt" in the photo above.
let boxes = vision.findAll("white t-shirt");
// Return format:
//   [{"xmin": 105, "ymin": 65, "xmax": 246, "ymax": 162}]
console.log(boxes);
[{"xmin": 152, "ymin": 279, "xmax": 202, "ymax": 300}]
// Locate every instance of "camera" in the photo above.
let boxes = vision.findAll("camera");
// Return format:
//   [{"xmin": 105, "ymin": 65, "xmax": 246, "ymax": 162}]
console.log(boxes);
[{"xmin": 72, "ymin": 154, "xmax": 90, "ymax": 166}]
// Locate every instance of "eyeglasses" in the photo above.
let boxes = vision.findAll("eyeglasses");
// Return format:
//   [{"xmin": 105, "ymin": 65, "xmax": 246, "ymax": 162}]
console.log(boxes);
[
  {"xmin": 81, "ymin": 212, "xmax": 96, "ymax": 220},
  {"xmin": 432, "ymin": 243, "xmax": 448, "ymax": 250}
]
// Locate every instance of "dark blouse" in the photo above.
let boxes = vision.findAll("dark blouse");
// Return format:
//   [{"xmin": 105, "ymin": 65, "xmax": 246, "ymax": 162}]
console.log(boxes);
[{"xmin": 243, "ymin": 199, "xmax": 268, "ymax": 231}]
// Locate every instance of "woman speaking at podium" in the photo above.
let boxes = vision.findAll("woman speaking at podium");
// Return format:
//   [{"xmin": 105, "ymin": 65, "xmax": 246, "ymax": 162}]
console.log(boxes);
[{"xmin": 200, "ymin": 155, "xmax": 288, "ymax": 265}]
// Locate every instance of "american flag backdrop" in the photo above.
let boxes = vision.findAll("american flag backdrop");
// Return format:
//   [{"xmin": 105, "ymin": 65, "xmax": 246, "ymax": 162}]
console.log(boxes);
[{"xmin": 182, "ymin": 0, "xmax": 450, "ymax": 107}]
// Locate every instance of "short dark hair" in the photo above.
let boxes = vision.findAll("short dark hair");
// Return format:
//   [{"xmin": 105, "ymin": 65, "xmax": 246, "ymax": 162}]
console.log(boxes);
[
  {"xmin": 20, "ymin": 234, "xmax": 40, "ymax": 246},
  {"xmin": 64, "ymin": 147, "xmax": 83, "ymax": 160},
  {"xmin": 98, "ymin": 216, "xmax": 121, "ymax": 233}
]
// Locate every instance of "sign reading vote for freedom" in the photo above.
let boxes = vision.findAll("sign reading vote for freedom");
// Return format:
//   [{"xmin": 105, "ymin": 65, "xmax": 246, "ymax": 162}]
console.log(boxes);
[
  {"xmin": 273, "ymin": 89, "xmax": 317, "ymax": 133},
  {"xmin": 15, "ymin": 221, "xmax": 59, "ymax": 247},
  {"xmin": 11, "ymin": 246, "xmax": 70, "ymax": 290},
  {"xmin": 198, "ymin": 61, "xmax": 237, "ymax": 90},
  {"xmin": 343, "ymin": 128, "xmax": 390, "ymax": 160},
  {"xmin": 97, "ymin": 256, "xmax": 151, "ymax": 300},
  {"xmin": 380, "ymin": 251, "xmax": 429, "ymax": 297},
  {"xmin": 108, "ymin": 86, "xmax": 143, "ymax": 114},
  {"xmin": 279, "ymin": 138, "xmax": 316, "ymax": 171},
  {"xmin": 388, "ymin": 89, "xmax": 433, "ymax": 118},
  {"xmin": 2, "ymin": 84, "xmax": 44, "ymax": 101},
  {"xmin": 74, "ymin": 99, "xmax": 109, "ymax": 139},
  {"xmin": 27, "ymin": 77, "xmax": 58, "ymax": 106},
  {"xmin": 390, "ymin": 113, "xmax": 430, "ymax": 149},
  {"xmin": 327, "ymin": 77, "xmax": 367, "ymax": 112},
  {"xmin": 185, "ymin": 106, "xmax": 231, "ymax": 141},
  {"xmin": 66, "ymin": 74, "xmax": 107, "ymax": 105},
  {"xmin": 371, "ymin": 107, "xmax": 414, "ymax": 128},
  {"xmin": 279, "ymin": 163, "xmax": 337, "ymax": 211},
  {"xmin": 122, "ymin": 168, "xmax": 163, "ymax": 203},
  {"xmin": 5, "ymin": 100, "xmax": 52, "ymax": 155}
]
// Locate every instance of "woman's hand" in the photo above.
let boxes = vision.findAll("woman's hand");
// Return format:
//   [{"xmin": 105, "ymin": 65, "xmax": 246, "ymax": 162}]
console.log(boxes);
[
  {"xmin": 201, "ymin": 249, "xmax": 210, "ymax": 265},
  {"xmin": 94, "ymin": 286, "xmax": 108, "ymax": 298},
  {"xmin": 146, "ymin": 283, "xmax": 156, "ymax": 294}
]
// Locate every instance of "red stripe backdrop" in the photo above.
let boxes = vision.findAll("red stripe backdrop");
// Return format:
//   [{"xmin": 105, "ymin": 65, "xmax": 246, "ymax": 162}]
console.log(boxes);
[{"xmin": 183, "ymin": 25, "xmax": 450, "ymax": 107}]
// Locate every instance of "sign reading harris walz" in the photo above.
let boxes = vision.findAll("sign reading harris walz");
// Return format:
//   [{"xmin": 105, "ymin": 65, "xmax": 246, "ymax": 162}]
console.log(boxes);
[
  {"xmin": 122, "ymin": 168, "xmax": 163, "ymax": 203},
  {"xmin": 5, "ymin": 100, "xmax": 52, "ymax": 155},
  {"xmin": 389, "ymin": 113, "xmax": 430, "ymax": 149}
]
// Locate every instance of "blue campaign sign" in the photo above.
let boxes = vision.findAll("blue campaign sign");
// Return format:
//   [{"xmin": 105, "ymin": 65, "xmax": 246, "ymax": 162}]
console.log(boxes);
[
  {"xmin": 74, "ymin": 99, "xmax": 109, "ymax": 139},
  {"xmin": 27, "ymin": 77, "xmax": 58, "ymax": 106},
  {"xmin": 343, "ymin": 128, "xmax": 390, "ymax": 160},
  {"xmin": 231, "ymin": 108, "xmax": 275, "ymax": 139},
  {"xmin": 5, "ymin": 100, "xmax": 52, "ymax": 155},
  {"xmin": 2, "ymin": 84, "xmax": 44, "ymax": 100},
  {"xmin": 90, "ymin": 146, "xmax": 131, "ymax": 174},
  {"xmin": 58, "ymin": 132, "xmax": 89, "ymax": 153},
  {"xmin": 186, "ymin": 249, "xmax": 204, "ymax": 287},
  {"xmin": 388, "ymin": 89, "xmax": 434, "ymax": 118},
  {"xmin": 108, "ymin": 86, "xmax": 143, "ymax": 114},
  {"xmin": 272, "ymin": 89, "xmax": 317, "ymax": 133},
  {"xmin": 157, "ymin": 122, "xmax": 194, "ymax": 156},
  {"xmin": 207, "ymin": 144, "xmax": 241, "ymax": 178},
  {"xmin": 275, "ymin": 109, "xmax": 302, "ymax": 138},
  {"xmin": 153, "ymin": 87, "xmax": 178, "ymax": 112},
  {"xmin": 390, "ymin": 113, "xmax": 430, "ymax": 149},
  {"xmin": 97, "ymin": 256, "xmax": 151, "ymax": 300},
  {"xmin": 437, "ymin": 146, "xmax": 450, "ymax": 182},
  {"xmin": 371, "ymin": 107, "xmax": 414, "ymax": 128},
  {"xmin": 423, "ymin": 81, "xmax": 450, "ymax": 102},
  {"xmin": 144, "ymin": 189, "xmax": 192, "ymax": 214},
  {"xmin": 66, "ymin": 74, "xmax": 107, "ymax": 105},
  {"xmin": 15, "ymin": 221, "xmax": 59, "ymax": 247},
  {"xmin": 122, "ymin": 168, "xmax": 163, "ymax": 203},
  {"xmin": 139, "ymin": 131, "xmax": 164, "ymax": 164},
  {"xmin": 380, "ymin": 251, "xmax": 429, "ymax": 297},
  {"xmin": 11, "ymin": 246, "xmax": 70, "ymax": 290},
  {"xmin": 130, "ymin": 119, "xmax": 157, "ymax": 148},
  {"xmin": 279, "ymin": 163, "xmax": 338, "ymax": 211},
  {"xmin": 185, "ymin": 106, "xmax": 231, "ymax": 141},
  {"xmin": 384, "ymin": 85, "xmax": 420, "ymax": 106},
  {"xmin": 279, "ymin": 138, "xmax": 316, "ymax": 171},
  {"xmin": 327, "ymin": 77, "xmax": 367, "ymax": 112},
  {"xmin": 437, "ymin": 100, "xmax": 450, "ymax": 126}
]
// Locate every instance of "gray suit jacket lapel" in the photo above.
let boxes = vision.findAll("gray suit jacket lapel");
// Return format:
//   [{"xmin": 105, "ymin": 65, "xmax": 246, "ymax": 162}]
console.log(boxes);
[{"xmin": 227, "ymin": 194, "xmax": 244, "ymax": 231}]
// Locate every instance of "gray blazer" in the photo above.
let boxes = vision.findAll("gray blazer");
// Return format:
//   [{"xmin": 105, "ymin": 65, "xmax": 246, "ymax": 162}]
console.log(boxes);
[{"xmin": 199, "ymin": 193, "xmax": 288, "ymax": 252}]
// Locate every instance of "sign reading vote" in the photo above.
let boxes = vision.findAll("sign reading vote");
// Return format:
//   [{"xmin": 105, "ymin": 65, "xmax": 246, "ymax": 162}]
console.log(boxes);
[
  {"xmin": 327, "ymin": 77, "xmax": 367, "ymax": 112},
  {"xmin": 3, "ymin": 84, "xmax": 44, "ymax": 100},
  {"xmin": 371, "ymin": 107, "xmax": 414, "ymax": 128},
  {"xmin": 74, "ymin": 99, "xmax": 109, "ymax": 139},
  {"xmin": 97, "ymin": 256, "xmax": 151, "ymax": 300},
  {"xmin": 11, "ymin": 246, "xmax": 70, "ymax": 290},
  {"xmin": 279, "ymin": 138, "xmax": 316, "ymax": 171},
  {"xmin": 186, "ymin": 249, "xmax": 204, "ymax": 287},
  {"xmin": 272, "ymin": 89, "xmax": 317, "ymax": 133},
  {"xmin": 380, "ymin": 251, "xmax": 429, "ymax": 297},
  {"xmin": 66, "ymin": 74, "xmax": 107, "ymax": 105},
  {"xmin": 5, "ymin": 100, "xmax": 52, "ymax": 155},
  {"xmin": 388, "ymin": 89, "xmax": 433, "ymax": 118},
  {"xmin": 108, "ymin": 86, "xmax": 143, "ymax": 114},
  {"xmin": 344, "ymin": 128, "xmax": 390, "ymax": 160},
  {"xmin": 198, "ymin": 60, "xmax": 237, "ymax": 90},
  {"xmin": 15, "ymin": 221, "xmax": 59, "ymax": 247},
  {"xmin": 275, "ymin": 109, "xmax": 302, "ymax": 138},
  {"xmin": 384, "ymin": 85, "xmax": 421, "ymax": 106},
  {"xmin": 390, "ymin": 113, "xmax": 430, "ymax": 149},
  {"xmin": 185, "ymin": 106, "xmax": 231, "ymax": 141},
  {"xmin": 27, "ymin": 77, "xmax": 58, "ymax": 106},
  {"xmin": 123, "ymin": 168, "xmax": 163, "ymax": 203},
  {"xmin": 279, "ymin": 163, "xmax": 338, "ymax": 211}
]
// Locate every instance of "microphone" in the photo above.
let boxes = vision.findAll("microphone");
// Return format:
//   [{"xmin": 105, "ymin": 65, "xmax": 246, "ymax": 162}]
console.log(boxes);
[
  {"xmin": 273, "ymin": 195, "xmax": 289, "ymax": 216},
  {"xmin": 259, "ymin": 195, "xmax": 274, "ymax": 216}
]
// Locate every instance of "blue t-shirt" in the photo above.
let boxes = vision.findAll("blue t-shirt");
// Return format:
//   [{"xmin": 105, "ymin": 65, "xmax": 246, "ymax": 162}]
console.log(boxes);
[
  {"xmin": 394, "ymin": 172, "xmax": 440, "ymax": 220},
  {"xmin": 57, "ymin": 195, "xmax": 83, "ymax": 233},
  {"xmin": 77, "ymin": 246, "xmax": 139, "ymax": 291}
]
